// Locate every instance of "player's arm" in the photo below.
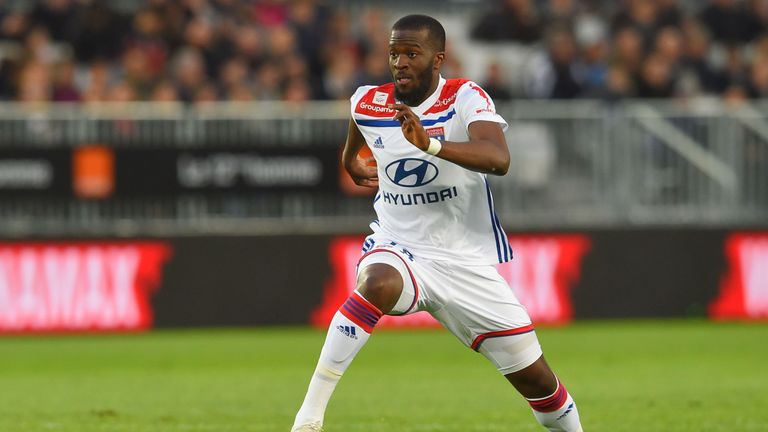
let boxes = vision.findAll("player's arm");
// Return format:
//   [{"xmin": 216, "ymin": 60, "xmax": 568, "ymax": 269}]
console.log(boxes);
[
  {"xmin": 341, "ymin": 117, "xmax": 379, "ymax": 188},
  {"xmin": 392, "ymin": 104, "xmax": 509, "ymax": 175}
]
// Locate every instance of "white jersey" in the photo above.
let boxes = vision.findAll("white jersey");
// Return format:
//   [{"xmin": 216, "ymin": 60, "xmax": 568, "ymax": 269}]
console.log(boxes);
[{"xmin": 351, "ymin": 76, "xmax": 513, "ymax": 265}]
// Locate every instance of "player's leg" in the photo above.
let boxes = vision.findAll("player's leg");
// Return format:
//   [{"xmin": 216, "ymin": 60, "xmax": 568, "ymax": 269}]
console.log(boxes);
[
  {"xmin": 291, "ymin": 250, "xmax": 417, "ymax": 431},
  {"xmin": 479, "ymin": 337, "xmax": 583, "ymax": 432},
  {"xmin": 430, "ymin": 262, "xmax": 583, "ymax": 432},
  {"xmin": 474, "ymin": 332, "xmax": 582, "ymax": 431}
]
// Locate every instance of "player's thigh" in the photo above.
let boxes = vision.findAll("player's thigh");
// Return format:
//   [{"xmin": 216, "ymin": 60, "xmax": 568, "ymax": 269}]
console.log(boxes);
[{"xmin": 437, "ymin": 263, "xmax": 534, "ymax": 346}]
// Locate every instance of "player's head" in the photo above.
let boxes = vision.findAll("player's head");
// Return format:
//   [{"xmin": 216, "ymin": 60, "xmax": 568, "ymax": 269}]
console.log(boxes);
[{"xmin": 389, "ymin": 15, "xmax": 446, "ymax": 106}]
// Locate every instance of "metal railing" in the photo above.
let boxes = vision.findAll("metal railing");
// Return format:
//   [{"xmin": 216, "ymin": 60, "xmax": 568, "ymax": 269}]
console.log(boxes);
[{"xmin": 0, "ymin": 99, "xmax": 766, "ymax": 236}]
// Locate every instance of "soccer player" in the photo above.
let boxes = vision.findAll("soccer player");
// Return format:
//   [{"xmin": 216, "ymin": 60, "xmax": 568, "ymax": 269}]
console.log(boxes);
[{"xmin": 291, "ymin": 15, "xmax": 583, "ymax": 432}]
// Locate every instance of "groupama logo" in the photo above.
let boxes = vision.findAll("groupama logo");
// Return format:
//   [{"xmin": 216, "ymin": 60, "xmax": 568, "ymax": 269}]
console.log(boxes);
[{"xmin": 385, "ymin": 158, "xmax": 439, "ymax": 187}]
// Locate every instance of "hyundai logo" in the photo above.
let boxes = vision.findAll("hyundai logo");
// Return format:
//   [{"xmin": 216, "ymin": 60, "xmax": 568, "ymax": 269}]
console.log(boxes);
[{"xmin": 385, "ymin": 158, "xmax": 439, "ymax": 187}]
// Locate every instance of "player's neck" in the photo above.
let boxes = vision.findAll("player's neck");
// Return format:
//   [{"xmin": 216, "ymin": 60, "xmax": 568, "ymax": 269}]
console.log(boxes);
[{"xmin": 405, "ymin": 76, "xmax": 441, "ymax": 107}]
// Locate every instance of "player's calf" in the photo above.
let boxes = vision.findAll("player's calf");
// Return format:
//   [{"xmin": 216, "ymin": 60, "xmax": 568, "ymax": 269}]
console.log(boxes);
[
  {"xmin": 291, "ymin": 290, "xmax": 383, "ymax": 431},
  {"xmin": 478, "ymin": 334, "xmax": 583, "ymax": 431}
]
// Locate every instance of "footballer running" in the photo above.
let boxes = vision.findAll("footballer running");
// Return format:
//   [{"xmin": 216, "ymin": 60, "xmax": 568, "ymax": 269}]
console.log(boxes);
[{"xmin": 291, "ymin": 14, "xmax": 584, "ymax": 432}]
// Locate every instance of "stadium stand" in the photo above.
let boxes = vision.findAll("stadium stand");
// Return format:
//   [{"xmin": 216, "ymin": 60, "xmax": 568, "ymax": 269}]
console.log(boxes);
[{"xmin": 1, "ymin": 0, "xmax": 768, "ymax": 104}]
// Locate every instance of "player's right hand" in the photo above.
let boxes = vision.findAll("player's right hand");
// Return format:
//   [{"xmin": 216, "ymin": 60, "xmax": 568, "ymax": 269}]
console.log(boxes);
[{"xmin": 345, "ymin": 156, "xmax": 379, "ymax": 188}]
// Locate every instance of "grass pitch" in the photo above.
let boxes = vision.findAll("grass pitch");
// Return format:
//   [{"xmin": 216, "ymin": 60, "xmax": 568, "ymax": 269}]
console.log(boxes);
[{"xmin": 0, "ymin": 320, "xmax": 766, "ymax": 432}]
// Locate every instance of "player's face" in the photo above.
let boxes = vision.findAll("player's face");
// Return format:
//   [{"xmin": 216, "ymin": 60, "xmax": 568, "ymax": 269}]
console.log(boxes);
[{"xmin": 389, "ymin": 28, "xmax": 444, "ymax": 106}]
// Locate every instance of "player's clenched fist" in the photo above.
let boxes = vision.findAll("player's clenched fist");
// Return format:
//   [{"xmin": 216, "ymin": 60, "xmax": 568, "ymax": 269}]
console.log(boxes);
[
  {"xmin": 390, "ymin": 103, "xmax": 429, "ymax": 151},
  {"xmin": 344, "ymin": 156, "xmax": 378, "ymax": 188}
]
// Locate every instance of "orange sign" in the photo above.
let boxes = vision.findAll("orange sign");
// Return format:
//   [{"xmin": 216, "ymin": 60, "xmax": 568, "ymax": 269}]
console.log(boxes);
[{"xmin": 73, "ymin": 145, "xmax": 114, "ymax": 199}]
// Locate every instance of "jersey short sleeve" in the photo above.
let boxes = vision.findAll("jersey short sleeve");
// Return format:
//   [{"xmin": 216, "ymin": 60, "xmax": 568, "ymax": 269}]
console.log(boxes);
[
  {"xmin": 350, "ymin": 85, "xmax": 377, "ymax": 118},
  {"xmin": 456, "ymin": 81, "xmax": 508, "ymax": 132}
]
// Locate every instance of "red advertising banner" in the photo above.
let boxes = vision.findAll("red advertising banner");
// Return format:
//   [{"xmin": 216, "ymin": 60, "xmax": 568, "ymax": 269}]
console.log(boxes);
[
  {"xmin": 0, "ymin": 242, "xmax": 171, "ymax": 333},
  {"xmin": 710, "ymin": 233, "xmax": 768, "ymax": 320},
  {"xmin": 312, "ymin": 235, "xmax": 590, "ymax": 328}
]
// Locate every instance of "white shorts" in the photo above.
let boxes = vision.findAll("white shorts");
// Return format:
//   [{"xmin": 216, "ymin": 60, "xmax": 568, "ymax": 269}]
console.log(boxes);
[{"xmin": 357, "ymin": 234, "xmax": 537, "ymax": 355}]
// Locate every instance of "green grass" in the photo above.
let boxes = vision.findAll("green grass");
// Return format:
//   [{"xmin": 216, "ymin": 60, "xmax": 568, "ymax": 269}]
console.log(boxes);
[{"xmin": 0, "ymin": 320, "xmax": 766, "ymax": 431}]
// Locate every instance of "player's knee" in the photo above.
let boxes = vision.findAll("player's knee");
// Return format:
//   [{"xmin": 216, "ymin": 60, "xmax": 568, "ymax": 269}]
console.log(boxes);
[
  {"xmin": 356, "ymin": 263, "xmax": 403, "ymax": 313},
  {"xmin": 505, "ymin": 357, "xmax": 558, "ymax": 398}
]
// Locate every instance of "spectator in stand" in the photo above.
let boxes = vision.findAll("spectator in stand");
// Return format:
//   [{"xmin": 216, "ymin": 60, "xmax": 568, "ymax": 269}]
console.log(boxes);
[
  {"xmin": 354, "ymin": 50, "xmax": 391, "ymax": 88},
  {"xmin": 3, "ymin": 0, "xmax": 768, "ymax": 104},
  {"xmin": 611, "ymin": 0, "xmax": 661, "ymax": 49},
  {"xmin": 748, "ymin": 0, "xmax": 768, "ymax": 33},
  {"xmin": 680, "ymin": 20, "xmax": 727, "ymax": 94},
  {"xmin": 226, "ymin": 82, "xmax": 255, "ymax": 101},
  {"xmin": 29, "ymin": 0, "xmax": 77, "ymax": 42},
  {"xmin": 120, "ymin": 46, "xmax": 155, "ymax": 99},
  {"xmin": 481, "ymin": 62, "xmax": 513, "ymax": 101},
  {"xmin": 747, "ymin": 55, "xmax": 768, "ymax": 98},
  {"xmin": 24, "ymin": 26, "xmax": 61, "ymax": 65},
  {"xmin": 635, "ymin": 52, "xmax": 676, "ymax": 98},
  {"xmin": 69, "ymin": 0, "xmax": 127, "ymax": 63},
  {"xmin": 322, "ymin": 49, "xmax": 357, "ymax": 100},
  {"xmin": 193, "ymin": 83, "xmax": 220, "ymax": 104},
  {"xmin": 603, "ymin": 64, "xmax": 635, "ymax": 99},
  {"xmin": 574, "ymin": 15, "xmax": 610, "ymax": 97},
  {"xmin": 656, "ymin": 0, "xmax": 684, "ymax": 28},
  {"xmin": 283, "ymin": 78, "xmax": 312, "ymax": 103},
  {"xmin": 126, "ymin": 8, "xmax": 169, "ymax": 80},
  {"xmin": 253, "ymin": 60, "xmax": 282, "ymax": 100},
  {"xmin": 218, "ymin": 56, "xmax": 251, "ymax": 97},
  {"xmin": 283, "ymin": 53, "xmax": 324, "ymax": 99},
  {"xmin": 79, "ymin": 60, "xmax": 113, "ymax": 103},
  {"xmin": 108, "ymin": 79, "xmax": 137, "ymax": 103},
  {"xmin": 171, "ymin": 47, "xmax": 208, "ymax": 103},
  {"xmin": 699, "ymin": 0, "xmax": 762, "ymax": 44},
  {"xmin": 722, "ymin": 82, "xmax": 749, "ymax": 105},
  {"xmin": 183, "ymin": 16, "xmax": 229, "ymax": 83},
  {"xmin": 721, "ymin": 44, "xmax": 751, "ymax": 89},
  {"xmin": 524, "ymin": 26, "xmax": 582, "ymax": 98},
  {"xmin": 151, "ymin": 79, "xmax": 180, "ymax": 102},
  {"xmin": 543, "ymin": 0, "xmax": 579, "ymax": 30},
  {"xmin": 611, "ymin": 26, "xmax": 645, "ymax": 76},
  {"xmin": 289, "ymin": 0, "xmax": 330, "ymax": 81},
  {"xmin": 233, "ymin": 25, "xmax": 265, "ymax": 71},
  {"xmin": 471, "ymin": 0, "xmax": 543, "ymax": 44},
  {"xmin": 52, "ymin": 60, "xmax": 80, "ymax": 102},
  {"xmin": 356, "ymin": 8, "xmax": 389, "ymax": 60},
  {"xmin": 1, "ymin": 9, "xmax": 29, "ymax": 42},
  {"xmin": 653, "ymin": 26, "xmax": 684, "ymax": 89},
  {"xmin": 17, "ymin": 61, "xmax": 51, "ymax": 102}
]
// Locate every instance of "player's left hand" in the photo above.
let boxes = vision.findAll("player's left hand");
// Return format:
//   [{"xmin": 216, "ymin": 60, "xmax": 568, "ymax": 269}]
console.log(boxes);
[{"xmin": 391, "ymin": 103, "xmax": 429, "ymax": 151}]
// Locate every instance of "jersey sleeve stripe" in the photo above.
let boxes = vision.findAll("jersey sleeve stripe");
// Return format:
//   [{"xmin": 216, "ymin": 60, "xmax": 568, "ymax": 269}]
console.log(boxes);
[
  {"xmin": 356, "ymin": 118, "xmax": 401, "ymax": 127},
  {"xmin": 484, "ymin": 179, "xmax": 504, "ymax": 263},
  {"xmin": 355, "ymin": 109, "xmax": 457, "ymax": 128},
  {"xmin": 485, "ymin": 179, "xmax": 512, "ymax": 261}
]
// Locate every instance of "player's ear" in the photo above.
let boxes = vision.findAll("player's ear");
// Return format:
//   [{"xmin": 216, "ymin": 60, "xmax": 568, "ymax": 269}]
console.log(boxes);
[{"xmin": 434, "ymin": 51, "xmax": 445, "ymax": 70}]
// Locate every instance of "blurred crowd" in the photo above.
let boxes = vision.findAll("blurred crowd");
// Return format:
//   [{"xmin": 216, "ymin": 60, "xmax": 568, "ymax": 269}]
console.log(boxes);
[
  {"xmin": 1, "ymin": 0, "xmax": 768, "ymax": 104},
  {"xmin": 476, "ymin": 0, "xmax": 768, "ymax": 103},
  {"xmin": 0, "ymin": 0, "xmax": 393, "ymax": 104}
]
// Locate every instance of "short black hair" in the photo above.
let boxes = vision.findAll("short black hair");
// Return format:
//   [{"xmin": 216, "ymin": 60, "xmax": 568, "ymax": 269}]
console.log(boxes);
[{"xmin": 392, "ymin": 15, "xmax": 446, "ymax": 51}]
